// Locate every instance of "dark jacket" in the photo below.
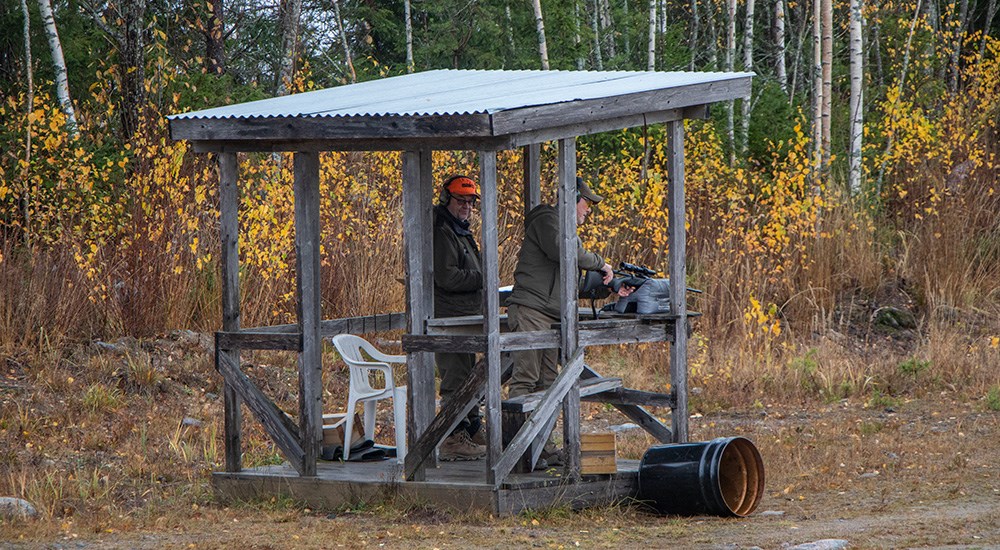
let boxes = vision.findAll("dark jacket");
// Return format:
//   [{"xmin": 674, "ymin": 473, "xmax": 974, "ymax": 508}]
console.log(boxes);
[
  {"xmin": 507, "ymin": 204, "xmax": 604, "ymax": 318},
  {"xmin": 433, "ymin": 205, "xmax": 483, "ymax": 317}
]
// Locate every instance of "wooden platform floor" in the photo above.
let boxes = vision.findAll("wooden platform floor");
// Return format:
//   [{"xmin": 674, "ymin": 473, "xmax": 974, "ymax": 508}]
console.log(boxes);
[{"xmin": 212, "ymin": 457, "xmax": 642, "ymax": 515}]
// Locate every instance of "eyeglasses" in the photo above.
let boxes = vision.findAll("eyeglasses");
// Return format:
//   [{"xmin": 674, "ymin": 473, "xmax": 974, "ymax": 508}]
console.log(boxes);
[{"xmin": 452, "ymin": 196, "xmax": 477, "ymax": 206}]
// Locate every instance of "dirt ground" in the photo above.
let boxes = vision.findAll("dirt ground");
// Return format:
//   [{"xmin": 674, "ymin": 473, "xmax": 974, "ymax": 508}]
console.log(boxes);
[{"xmin": 4, "ymin": 392, "xmax": 999, "ymax": 550}]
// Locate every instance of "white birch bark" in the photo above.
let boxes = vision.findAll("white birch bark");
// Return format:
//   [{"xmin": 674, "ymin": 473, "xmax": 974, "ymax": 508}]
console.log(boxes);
[
  {"xmin": 948, "ymin": 0, "xmax": 970, "ymax": 91},
  {"xmin": 575, "ymin": 2, "xmax": 585, "ymax": 69},
  {"xmin": 813, "ymin": 0, "xmax": 823, "ymax": 181},
  {"xmin": 277, "ymin": 0, "xmax": 302, "ymax": 94},
  {"xmin": 37, "ymin": 0, "xmax": 77, "ymax": 135},
  {"xmin": 404, "ymin": 0, "xmax": 414, "ymax": 73},
  {"xmin": 849, "ymin": 0, "xmax": 864, "ymax": 195},
  {"xmin": 821, "ymin": 0, "xmax": 833, "ymax": 168},
  {"xmin": 774, "ymin": 0, "xmax": 787, "ymax": 91},
  {"xmin": 531, "ymin": 0, "xmax": 551, "ymax": 70},
  {"xmin": 593, "ymin": 0, "xmax": 604, "ymax": 70},
  {"xmin": 648, "ymin": 0, "xmax": 657, "ymax": 70},
  {"xmin": 740, "ymin": 0, "xmax": 756, "ymax": 156},
  {"xmin": 332, "ymin": 0, "xmax": 356, "ymax": 83},
  {"xmin": 690, "ymin": 0, "xmax": 700, "ymax": 69},
  {"xmin": 20, "ymin": 0, "xmax": 34, "ymax": 242},
  {"xmin": 727, "ymin": 0, "xmax": 737, "ymax": 164}
]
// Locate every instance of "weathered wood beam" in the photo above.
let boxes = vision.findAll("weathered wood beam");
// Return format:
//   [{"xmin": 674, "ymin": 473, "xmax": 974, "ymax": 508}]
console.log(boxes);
[
  {"xmin": 522, "ymin": 143, "xmax": 541, "ymax": 216},
  {"xmin": 493, "ymin": 349, "xmax": 585, "ymax": 486},
  {"xmin": 403, "ymin": 355, "xmax": 513, "ymax": 479},
  {"xmin": 582, "ymin": 387, "xmax": 676, "ymax": 408},
  {"xmin": 558, "ymin": 137, "xmax": 581, "ymax": 481},
  {"xmin": 581, "ymin": 365, "xmax": 672, "ymax": 443},
  {"xmin": 480, "ymin": 149, "xmax": 503, "ymax": 485},
  {"xmin": 294, "ymin": 151, "xmax": 322, "ymax": 476},
  {"xmin": 234, "ymin": 313, "xmax": 407, "ymax": 336},
  {"xmin": 402, "ymin": 322, "xmax": 675, "ymax": 353},
  {"xmin": 493, "ymin": 78, "xmax": 751, "ymax": 135},
  {"xmin": 172, "ymin": 113, "xmax": 494, "ymax": 142},
  {"xmin": 218, "ymin": 151, "xmax": 242, "ymax": 473},
  {"xmin": 216, "ymin": 347, "xmax": 306, "ymax": 474},
  {"xmin": 191, "ymin": 136, "xmax": 510, "ymax": 154},
  {"xmin": 667, "ymin": 120, "xmax": 688, "ymax": 444},
  {"xmin": 217, "ymin": 331, "xmax": 301, "ymax": 351},
  {"xmin": 402, "ymin": 150, "xmax": 436, "ymax": 481},
  {"xmin": 502, "ymin": 377, "xmax": 622, "ymax": 413}
]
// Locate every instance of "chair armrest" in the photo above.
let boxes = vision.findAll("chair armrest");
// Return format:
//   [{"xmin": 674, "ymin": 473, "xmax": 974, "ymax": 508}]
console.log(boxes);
[{"xmin": 357, "ymin": 340, "xmax": 407, "ymax": 364}]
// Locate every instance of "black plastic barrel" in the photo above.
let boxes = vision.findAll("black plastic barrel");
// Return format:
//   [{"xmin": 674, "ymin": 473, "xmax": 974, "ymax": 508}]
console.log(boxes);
[{"xmin": 638, "ymin": 436, "xmax": 765, "ymax": 517}]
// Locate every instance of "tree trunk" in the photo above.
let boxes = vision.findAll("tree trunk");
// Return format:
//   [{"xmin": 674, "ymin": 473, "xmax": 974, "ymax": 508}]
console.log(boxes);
[
  {"xmin": 600, "ymin": 0, "xmax": 616, "ymax": 59},
  {"xmin": 404, "ymin": 0, "xmax": 414, "ymax": 73},
  {"xmin": 119, "ymin": 0, "xmax": 146, "ymax": 140},
  {"xmin": 277, "ymin": 0, "xmax": 302, "ymax": 94},
  {"xmin": 774, "ymin": 0, "xmax": 787, "ymax": 91},
  {"xmin": 531, "ymin": 0, "xmax": 550, "ymax": 70},
  {"xmin": 690, "ymin": 0, "xmax": 700, "ymax": 69},
  {"xmin": 821, "ymin": 0, "xmax": 832, "ymax": 168},
  {"xmin": 509, "ymin": 3, "xmax": 521, "ymax": 64},
  {"xmin": 592, "ymin": 0, "xmax": 604, "ymax": 70},
  {"xmin": 648, "ymin": 0, "xmax": 656, "ymax": 70},
  {"xmin": 849, "ymin": 0, "xmax": 864, "ymax": 195},
  {"xmin": 574, "ymin": 2, "xmax": 585, "ymax": 69},
  {"xmin": 789, "ymin": 0, "xmax": 808, "ymax": 102},
  {"xmin": 332, "ymin": 0, "xmax": 356, "ymax": 83},
  {"xmin": 948, "ymin": 0, "xmax": 970, "ymax": 91},
  {"xmin": 876, "ymin": 0, "xmax": 923, "ymax": 194},
  {"xmin": 740, "ymin": 0, "xmax": 756, "ymax": 156},
  {"xmin": 708, "ymin": 0, "xmax": 719, "ymax": 69},
  {"xmin": 20, "ymin": 0, "xmax": 33, "ymax": 244},
  {"xmin": 203, "ymin": 0, "xmax": 226, "ymax": 74},
  {"xmin": 37, "ymin": 0, "xmax": 78, "ymax": 135},
  {"xmin": 726, "ymin": 0, "xmax": 736, "ymax": 164},
  {"xmin": 980, "ymin": 0, "xmax": 997, "ymax": 60},
  {"xmin": 813, "ymin": 0, "xmax": 823, "ymax": 180}
]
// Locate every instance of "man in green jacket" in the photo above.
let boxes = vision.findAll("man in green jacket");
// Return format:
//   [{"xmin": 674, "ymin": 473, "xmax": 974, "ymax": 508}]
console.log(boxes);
[
  {"xmin": 507, "ymin": 177, "xmax": 622, "ymax": 468},
  {"xmin": 507, "ymin": 177, "xmax": 615, "ymax": 399},
  {"xmin": 433, "ymin": 175, "xmax": 487, "ymax": 461}
]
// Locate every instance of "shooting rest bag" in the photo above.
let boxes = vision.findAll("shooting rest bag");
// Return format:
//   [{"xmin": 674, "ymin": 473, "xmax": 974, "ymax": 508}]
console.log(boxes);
[{"xmin": 613, "ymin": 278, "xmax": 672, "ymax": 314}]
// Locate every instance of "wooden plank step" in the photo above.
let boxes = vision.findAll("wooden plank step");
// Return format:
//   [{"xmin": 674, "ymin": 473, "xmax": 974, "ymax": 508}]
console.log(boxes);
[{"xmin": 502, "ymin": 376, "xmax": 623, "ymax": 413}]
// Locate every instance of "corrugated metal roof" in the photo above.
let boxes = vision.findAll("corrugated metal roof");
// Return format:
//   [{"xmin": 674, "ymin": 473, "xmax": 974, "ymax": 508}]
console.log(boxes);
[{"xmin": 168, "ymin": 69, "xmax": 753, "ymax": 121}]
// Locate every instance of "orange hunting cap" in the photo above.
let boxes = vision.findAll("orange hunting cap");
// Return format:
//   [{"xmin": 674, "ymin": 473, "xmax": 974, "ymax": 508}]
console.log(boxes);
[{"xmin": 445, "ymin": 176, "xmax": 480, "ymax": 198}]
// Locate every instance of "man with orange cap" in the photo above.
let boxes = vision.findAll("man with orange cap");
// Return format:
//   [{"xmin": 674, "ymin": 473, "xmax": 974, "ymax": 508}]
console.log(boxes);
[{"xmin": 432, "ymin": 175, "xmax": 487, "ymax": 460}]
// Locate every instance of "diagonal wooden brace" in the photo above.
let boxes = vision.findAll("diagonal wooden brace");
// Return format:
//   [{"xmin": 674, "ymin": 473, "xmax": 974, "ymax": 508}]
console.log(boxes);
[
  {"xmin": 492, "ymin": 349, "xmax": 585, "ymax": 487},
  {"xmin": 581, "ymin": 363, "xmax": 672, "ymax": 443},
  {"xmin": 404, "ymin": 354, "xmax": 513, "ymax": 480},
  {"xmin": 216, "ymin": 344, "xmax": 307, "ymax": 474}
]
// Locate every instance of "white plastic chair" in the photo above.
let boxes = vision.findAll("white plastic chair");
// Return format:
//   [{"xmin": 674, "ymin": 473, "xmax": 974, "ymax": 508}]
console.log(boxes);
[{"xmin": 330, "ymin": 334, "xmax": 407, "ymax": 463}]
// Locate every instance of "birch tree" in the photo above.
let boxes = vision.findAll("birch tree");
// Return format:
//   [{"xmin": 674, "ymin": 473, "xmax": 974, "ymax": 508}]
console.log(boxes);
[
  {"xmin": 531, "ymin": 0, "xmax": 550, "ymax": 70},
  {"xmin": 277, "ymin": 0, "xmax": 301, "ymax": 94},
  {"xmin": 648, "ymin": 0, "xmax": 656, "ymax": 70},
  {"xmin": 575, "ymin": 3, "xmax": 585, "ymax": 69},
  {"xmin": 332, "ymin": 0, "xmax": 355, "ymax": 83},
  {"xmin": 726, "ymin": 0, "xmax": 737, "ymax": 164},
  {"xmin": 37, "ymin": 0, "xmax": 77, "ymax": 135},
  {"xmin": 947, "ymin": 0, "xmax": 970, "ymax": 92},
  {"xmin": 404, "ymin": 0, "xmax": 414, "ymax": 73},
  {"xmin": 740, "ymin": 0, "xmax": 756, "ymax": 156},
  {"xmin": 812, "ymin": 0, "xmax": 823, "ymax": 177},
  {"xmin": 19, "ymin": 0, "xmax": 34, "ymax": 242},
  {"xmin": 592, "ymin": 0, "xmax": 604, "ymax": 69},
  {"xmin": 849, "ymin": 0, "xmax": 864, "ymax": 194},
  {"xmin": 690, "ymin": 0, "xmax": 700, "ymax": 69},
  {"xmin": 774, "ymin": 0, "xmax": 787, "ymax": 91},
  {"xmin": 821, "ymin": 0, "xmax": 833, "ymax": 168}
]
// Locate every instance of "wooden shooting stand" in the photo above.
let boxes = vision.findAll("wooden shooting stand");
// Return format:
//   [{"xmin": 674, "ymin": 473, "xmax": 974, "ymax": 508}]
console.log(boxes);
[{"xmin": 168, "ymin": 69, "xmax": 751, "ymax": 514}]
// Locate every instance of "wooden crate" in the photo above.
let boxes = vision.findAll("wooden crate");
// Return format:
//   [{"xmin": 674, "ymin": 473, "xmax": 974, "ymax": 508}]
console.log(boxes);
[
  {"xmin": 580, "ymin": 432, "xmax": 617, "ymax": 475},
  {"xmin": 322, "ymin": 412, "xmax": 364, "ymax": 448}
]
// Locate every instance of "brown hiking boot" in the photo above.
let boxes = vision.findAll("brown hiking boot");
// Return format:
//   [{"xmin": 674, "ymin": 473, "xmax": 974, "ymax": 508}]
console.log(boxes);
[
  {"xmin": 469, "ymin": 425, "xmax": 487, "ymax": 446},
  {"xmin": 439, "ymin": 431, "xmax": 486, "ymax": 461}
]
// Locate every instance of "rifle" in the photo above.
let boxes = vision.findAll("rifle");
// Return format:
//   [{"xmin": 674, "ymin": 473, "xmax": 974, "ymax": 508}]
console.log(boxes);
[{"xmin": 579, "ymin": 262, "xmax": 702, "ymax": 318}]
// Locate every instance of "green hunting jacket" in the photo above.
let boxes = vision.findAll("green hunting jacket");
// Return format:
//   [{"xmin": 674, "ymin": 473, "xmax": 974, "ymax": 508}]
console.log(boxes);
[
  {"xmin": 508, "ymin": 204, "xmax": 605, "ymax": 319},
  {"xmin": 433, "ymin": 205, "xmax": 483, "ymax": 317}
]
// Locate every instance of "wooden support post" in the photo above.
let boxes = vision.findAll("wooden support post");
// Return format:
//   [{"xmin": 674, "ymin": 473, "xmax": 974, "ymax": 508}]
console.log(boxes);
[
  {"xmin": 479, "ymin": 150, "xmax": 503, "ymax": 485},
  {"xmin": 557, "ymin": 138, "xmax": 581, "ymax": 481},
  {"xmin": 403, "ymin": 150, "xmax": 435, "ymax": 481},
  {"xmin": 218, "ymin": 152, "xmax": 242, "ymax": 473},
  {"xmin": 522, "ymin": 143, "xmax": 541, "ymax": 216},
  {"xmin": 294, "ymin": 151, "xmax": 322, "ymax": 476},
  {"xmin": 667, "ymin": 120, "xmax": 689, "ymax": 443}
]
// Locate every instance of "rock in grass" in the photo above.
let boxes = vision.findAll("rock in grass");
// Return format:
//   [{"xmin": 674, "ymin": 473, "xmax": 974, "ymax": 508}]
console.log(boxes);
[
  {"xmin": 784, "ymin": 540, "xmax": 849, "ymax": 550},
  {"xmin": 0, "ymin": 497, "xmax": 38, "ymax": 520}
]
